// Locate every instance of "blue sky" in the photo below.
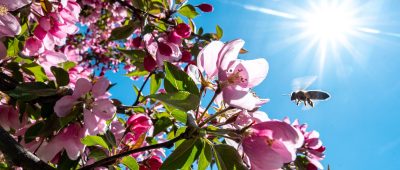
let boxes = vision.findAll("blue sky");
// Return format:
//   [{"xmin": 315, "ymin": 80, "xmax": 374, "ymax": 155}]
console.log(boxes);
[{"xmin": 107, "ymin": 0, "xmax": 400, "ymax": 169}]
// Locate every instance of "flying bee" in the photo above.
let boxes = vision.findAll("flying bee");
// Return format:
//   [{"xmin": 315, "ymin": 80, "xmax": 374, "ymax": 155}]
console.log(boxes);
[
  {"xmin": 289, "ymin": 76, "xmax": 330, "ymax": 108},
  {"xmin": 290, "ymin": 90, "xmax": 330, "ymax": 107}
]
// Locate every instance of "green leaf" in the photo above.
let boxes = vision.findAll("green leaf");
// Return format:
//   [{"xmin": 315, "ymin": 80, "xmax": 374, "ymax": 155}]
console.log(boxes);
[
  {"xmin": 6, "ymin": 38, "xmax": 22, "ymax": 57},
  {"xmin": 109, "ymin": 21, "xmax": 135, "ymax": 41},
  {"xmin": 24, "ymin": 121, "xmax": 45, "ymax": 143},
  {"xmin": 198, "ymin": 139, "xmax": 213, "ymax": 170},
  {"xmin": 213, "ymin": 144, "xmax": 248, "ymax": 170},
  {"xmin": 216, "ymin": 25, "xmax": 223, "ymax": 40},
  {"xmin": 51, "ymin": 66, "xmax": 70, "ymax": 87},
  {"xmin": 148, "ymin": 91, "xmax": 199, "ymax": 112},
  {"xmin": 121, "ymin": 156, "xmax": 139, "ymax": 170},
  {"xmin": 59, "ymin": 61, "xmax": 76, "ymax": 70},
  {"xmin": 81, "ymin": 135, "xmax": 109, "ymax": 149},
  {"xmin": 88, "ymin": 148, "xmax": 108, "ymax": 161},
  {"xmin": 178, "ymin": 4, "xmax": 199, "ymax": 19},
  {"xmin": 118, "ymin": 49, "xmax": 146, "ymax": 62},
  {"xmin": 160, "ymin": 138, "xmax": 201, "ymax": 170},
  {"xmin": 153, "ymin": 117, "xmax": 173, "ymax": 136},
  {"xmin": 104, "ymin": 130, "xmax": 117, "ymax": 148},
  {"xmin": 125, "ymin": 70, "xmax": 149, "ymax": 77},
  {"xmin": 7, "ymin": 82, "xmax": 57, "ymax": 101},
  {"xmin": 22, "ymin": 63, "xmax": 48, "ymax": 82},
  {"xmin": 150, "ymin": 73, "xmax": 162, "ymax": 95},
  {"xmin": 171, "ymin": 109, "xmax": 187, "ymax": 123},
  {"xmin": 164, "ymin": 62, "xmax": 199, "ymax": 95}
]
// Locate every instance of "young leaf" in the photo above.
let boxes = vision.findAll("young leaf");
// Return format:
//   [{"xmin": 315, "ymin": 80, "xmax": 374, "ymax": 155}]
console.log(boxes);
[
  {"xmin": 178, "ymin": 4, "xmax": 199, "ymax": 19},
  {"xmin": 213, "ymin": 144, "xmax": 248, "ymax": 170},
  {"xmin": 147, "ymin": 91, "xmax": 200, "ymax": 112},
  {"xmin": 121, "ymin": 156, "xmax": 139, "ymax": 170},
  {"xmin": 24, "ymin": 121, "xmax": 45, "ymax": 143},
  {"xmin": 109, "ymin": 21, "xmax": 135, "ymax": 41},
  {"xmin": 164, "ymin": 62, "xmax": 199, "ymax": 95},
  {"xmin": 81, "ymin": 135, "xmax": 109, "ymax": 149},
  {"xmin": 51, "ymin": 66, "xmax": 70, "ymax": 87},
  {"xmin": 22, "ymin": 63, "xmax": 48, "ymax": 82},
  {"xmin": 198, "ymin": 139, "xmax": 213, "ymax": 170},
  {"xmin": 171, "ymin": 109, "xmax": 187, "ymax": 123},
  {"xmin": 150, "ymin": 73, "xmax": 162, "ymax": 95},
  {"xmin": 153, "ymin": 117, "xmax": 173, "ymax": 136},
  {"xmin": 216, "ymin": 25, "xmax": 223, "ymax": 40},
  {"xmin": 160, "ymin": 138, "xmax": 201, "ymax": 170},
  {"xmin": 7, "ymin": 82, "xmax": 57, "ymax": 101}
]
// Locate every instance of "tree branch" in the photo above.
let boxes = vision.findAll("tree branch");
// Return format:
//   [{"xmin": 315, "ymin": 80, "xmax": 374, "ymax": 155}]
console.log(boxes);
[
  {"xmin": 0, "ymin": 126, "xmax": 54, "ymax": 170},
  {"xmin": 79, "ymin": 133, "xmax": 185, "ymax": 169}
]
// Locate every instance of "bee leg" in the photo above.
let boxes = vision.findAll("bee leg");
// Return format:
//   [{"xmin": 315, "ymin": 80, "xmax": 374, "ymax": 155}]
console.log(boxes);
[
  {"xmin": 307, "ymin": 98, "xmax": 314, "ymax": 107},
  {"xmin": 303, "ymin": 99, "xmax": 307, "ymax": 106},
  {"xmin": 296, "ymin": 100, "xmax": 300, "ymax": 106}
]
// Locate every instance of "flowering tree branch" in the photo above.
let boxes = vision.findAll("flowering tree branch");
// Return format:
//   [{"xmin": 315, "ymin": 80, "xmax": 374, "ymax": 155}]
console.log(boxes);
[
  {"xmin": 0, "ymin": 126, "xmax": 54, "ymax": 170},
  {"xmin": 79, "ymin": 133, "xmax": 186, "ymax": 169}
]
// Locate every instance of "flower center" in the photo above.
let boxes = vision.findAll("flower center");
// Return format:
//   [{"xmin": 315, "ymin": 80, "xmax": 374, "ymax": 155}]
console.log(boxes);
[{"xmin": 0, "ymin": 5, "xmax": 8, "ymax": 16}]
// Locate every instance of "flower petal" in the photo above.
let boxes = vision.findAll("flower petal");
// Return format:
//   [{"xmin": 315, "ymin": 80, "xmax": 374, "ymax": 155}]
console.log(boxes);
[
  {"xmin": 217, "ymin": 39, "xmax": 244, "ymax": 70},
  {"xmin": 237, "ymin": 58, "xmax": 269, "ymax": 88},
  {"xmin": 54, "ymin": 95, "xmax": 76, "ymax": 117},
  {"xmin": 72, "ymin": 78, "xmax": 92, "ymax": 98},
  {"xmin": 0, "ymin": 13, "xmax": 21, "ymax": 36},
  {"xmin": 1, "ymin": 0, "xmax": 30, "ymax": 11},
  {"xmin": 197, "ymin": 41, "xmax": 224, "ymax": 78}
]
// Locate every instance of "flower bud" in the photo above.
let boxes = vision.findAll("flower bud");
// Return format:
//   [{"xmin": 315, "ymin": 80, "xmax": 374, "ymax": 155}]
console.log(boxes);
[
  {"xmin": 158, "ymin": 42, "xmax": 173, "ymax": 56},
  {"xmin": 196, "ymin": 3, "xmax": 213, "ymax": 12},
  {"xmin": 175, "ymin": 23, "xmax": 192, "ymax": 38},
  {"xmin": 144, "ymin": 55, "xmax": 157, "ymax": 72},
  {"xmin": 181, "ymin": 50, "xmax": 192, "ymax": 62}
]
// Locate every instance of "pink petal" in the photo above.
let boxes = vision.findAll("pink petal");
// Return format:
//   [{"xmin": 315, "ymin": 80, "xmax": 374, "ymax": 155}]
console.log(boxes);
[
  {"xmin": 1, "ymin": 0, "xmax": 30, "ymax": 11},
  {"xmin": 72, "ymin": 78, "xmax": 92, "ymax": 98},
  {"xmin": 222, "ymin": 87, "xmax": 266, "ymax": 111},
  {"xmin": 39, "ymin": 16, "xmax": 52, "ymax": 31},
  {"xmin": 92, "ymin": 99, "xmax": 116, "ymax": 120},
  {"xmin": 84, "ymin": 109, "xmax": 106, "ymax": 135},
  {"xmin": 42, "ymin": 50, "xmax": 68, "ymax": 65},
  {"xmin": 252, "ymin": 121, "xmax": 304, "ymax": 149},
  {"xmin": 237, "ymin": 58, "xmax": 269, "ymax": 88},
  {"xmin": 36, "ymin": 141, "xmax": 63, "ymax": 162},
  {"xmin": 22, "ymin": 37, "xmax": 44, "ymax": 56},
  {"xmin": 54, "ymin": 95, "xmax": 76, "ymax": 117},
  {"xmin": 217, "ymin": 39, "xmax": 244, "ymax": 70},
  {"xmin": 92, "ymin": 77, "xmax": 110, "ymax": 98},
  {"xmin": 197, "ymin": 41, "xmax": 224, "ymax": 79},
  {"xmin": 0, "ymin": 13, "xmax": 21, "ymax": 36}
]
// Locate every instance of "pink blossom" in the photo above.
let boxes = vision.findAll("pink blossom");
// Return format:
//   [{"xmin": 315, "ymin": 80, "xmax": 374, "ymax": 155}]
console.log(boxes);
[
  {"xmin": 36, "ymin": 123, "xmax": 85, "ymax": 161},
  {"xmin": 242, "ymin": 121, "xmax": 304, "ymax": 170},
  {"xmin": 22, "ymin": 37, "xmax": 45, "ymax": 56},
  {"xmin": 0, "ymin": 0, "xmax": 30, "ymax": 37},
  {"xmin": 139, "ymin": 156, "xmax": 163, "ymax": 170},
  {"xmin": 175, "ymin": 23, "xmax": 192, "ymax": 39},
  {"xmin": 197, "ymin": 39, "xmax": 269, "ymax": 110},
  {"xmin": 0, "ymin": 105, "xmax": 20, "ymax": 131},
  {"xmin": 286, "ymin": 118, "xmax": 326, "ymax": 169},
  {"xmin": 127, "ymin": 114, "xmax": 152, "ymax": 138}
]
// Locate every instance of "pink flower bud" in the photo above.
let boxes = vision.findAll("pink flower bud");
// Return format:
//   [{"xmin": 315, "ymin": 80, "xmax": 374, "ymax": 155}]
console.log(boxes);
[
  {"xmin": 132, "ymin": 37, "xmax": 142, "ymax": 48},
  {"xmin": 139, "ymin": 156, "xmax": 162, "ymax": 170},
  {"xmin": 127, "ymin": 114, "xmax": 152, "ymax": 136},
  {"xmin": 144, "ymin": 56, "xmax": 157, "ymax": 72},
  {"xmin": 196, "ymin": 3, "xmax": 213, "ymax": 12},
  {"xmin": 181, "ymin": 50, "xmax": 192, "ymax": 62},
  {"xmin": 167, "ymin": 31, "xmax": 182, "ymax": 44},
  {"xmin": 175, "ymin": 23, "xmax": 191, "ymax": 38},
  {"xmin": 158, "ymin": 42, "xmax": 173, "ymax": 56}
]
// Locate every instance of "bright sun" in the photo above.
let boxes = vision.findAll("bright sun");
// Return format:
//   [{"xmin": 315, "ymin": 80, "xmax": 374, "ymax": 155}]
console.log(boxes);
[
  {"xmin": 292, "ymin": 1, "xmax": 363, "ymax": 75},
  {"xmin": 303, "ymin": 4, "xmax": 355, "ymax": 42}
]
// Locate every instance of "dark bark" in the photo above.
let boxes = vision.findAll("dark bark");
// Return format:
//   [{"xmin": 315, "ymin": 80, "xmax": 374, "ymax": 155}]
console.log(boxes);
[{"xmin": 0, "ymin": 126, "xmax": 54, "ymax": 170}]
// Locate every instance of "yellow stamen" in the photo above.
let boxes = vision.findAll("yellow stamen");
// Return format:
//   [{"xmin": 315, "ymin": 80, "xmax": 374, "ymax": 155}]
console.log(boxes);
[{"xmin": 0, "ymin": 5, "xmax": 8, "ymax": 16}]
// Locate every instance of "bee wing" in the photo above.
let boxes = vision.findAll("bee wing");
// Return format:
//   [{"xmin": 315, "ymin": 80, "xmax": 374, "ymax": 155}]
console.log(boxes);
[
  {"xmin": 307, "ymin": 90, "xmax": 330, "ymax": 100},
  {"xmin": 291, "ymin": 76, "xmax": 317, "ymax": 91}
]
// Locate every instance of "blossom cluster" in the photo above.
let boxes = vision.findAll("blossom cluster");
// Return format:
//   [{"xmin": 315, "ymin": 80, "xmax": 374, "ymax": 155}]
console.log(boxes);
[{"xmin": 0, "ymin": 0, "xmax": 327, "ymax": 169}]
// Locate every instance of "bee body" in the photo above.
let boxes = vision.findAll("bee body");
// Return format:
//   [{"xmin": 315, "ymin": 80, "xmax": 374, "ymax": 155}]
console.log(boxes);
[{"xmin": 291, "ymin": 90, "xmax": 330, "ymax": 107}]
